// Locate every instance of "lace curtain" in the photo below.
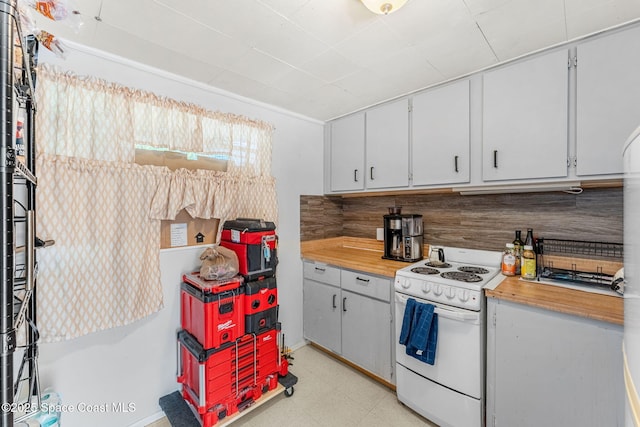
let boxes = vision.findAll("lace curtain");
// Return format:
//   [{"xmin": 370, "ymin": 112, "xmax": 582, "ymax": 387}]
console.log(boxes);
[{"xmin": 35, "ymin": 64, "xmax": 277, "ymax": 341}]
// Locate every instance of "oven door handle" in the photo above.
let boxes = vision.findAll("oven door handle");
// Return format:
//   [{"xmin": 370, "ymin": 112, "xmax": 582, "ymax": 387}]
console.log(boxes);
[
  {"xmin": 434, "ymin": 307, "xmax": 479, "ymax": 322},
  {"xmin": 395, "ymin": 293, "xmax": 480, "ymax": 323}
]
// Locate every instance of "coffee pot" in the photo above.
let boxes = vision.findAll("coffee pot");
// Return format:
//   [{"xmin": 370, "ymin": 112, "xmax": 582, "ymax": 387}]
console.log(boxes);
[{"xmin": 382, "ymin": 208, "xmax": 423, "ymax": 262}]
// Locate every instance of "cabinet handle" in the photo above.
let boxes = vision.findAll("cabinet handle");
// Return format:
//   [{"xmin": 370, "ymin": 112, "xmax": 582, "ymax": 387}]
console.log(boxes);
[
  {"xmin": 356, "ymin": 276, "xmax": 370, "ymax": 284},
  {"xmin": 314, "ymin": 267, "xmax": 325, "ymax": 272},
  {"xmin": 493, "ymin": 150, "xmax": 498, "ymax": 168},
  {"xmin": 332, "ymin": 294, "xmax": 337, "ymax": 309},
  {"xmin": 454, "ymin": 155, "xmax": 459, "ymax": 173},
  {"xmin": 370, "ymin": 166, "xmax": 374, "ymax": 181},
  {"xmin": 354, "ymin": 169, "xmax": 358, "ymax": 182},
  {"xmin": 343, "ymin": 297, "xmax": 347, "ymax": 312}
]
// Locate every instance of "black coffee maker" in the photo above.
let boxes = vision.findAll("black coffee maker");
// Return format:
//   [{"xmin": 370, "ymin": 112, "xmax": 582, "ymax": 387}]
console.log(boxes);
[{"xmin": 382, "ymin": 207, "xmax": 423, "ymax": 262}]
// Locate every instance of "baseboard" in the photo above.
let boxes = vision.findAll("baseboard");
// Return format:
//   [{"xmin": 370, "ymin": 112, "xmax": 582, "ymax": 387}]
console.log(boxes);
[
  {"xmin": 127, "ymin": 410, "xmax": 166, "ymax": 427},
  {"xmin": 289, "ymin": 340, "xmax": 308, "ymax": 352},
  {"xmin": 308, "ymin": 342, "xmax": 396, "ymax": 391}
]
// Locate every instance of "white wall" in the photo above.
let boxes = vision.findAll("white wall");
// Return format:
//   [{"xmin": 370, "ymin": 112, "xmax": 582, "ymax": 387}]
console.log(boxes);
[{"xmin": 35, "ymin": 44, "xmax": 324, "ymax": 427}]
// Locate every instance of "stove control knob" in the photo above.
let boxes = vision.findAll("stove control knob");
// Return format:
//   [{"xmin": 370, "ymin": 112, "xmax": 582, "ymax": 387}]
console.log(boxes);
[
  {"xmin": 421, "ymin": 283, "xmax": 432, "ymax": 294},
  {"xmin": 445, "ymin": 287, "xmax": 456, "ymax": 299},
  {"xmin": 400, "ymin": 278, "xmax": 411, "ymax": 289},
  {"xmin": 459, "ymin": 289, "xmax": 470, "ymax": 302},
  {"xmin": 433, "ymin": 284, "xmax": 443, "ymax": 296}
]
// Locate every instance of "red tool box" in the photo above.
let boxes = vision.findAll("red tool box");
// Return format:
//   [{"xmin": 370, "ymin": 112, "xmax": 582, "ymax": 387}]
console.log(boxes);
[
  {"xmin": 244, "ymin": 277, "xmax": 278, "ymax": 316},
  {"xmin": 246, "ymin": 306, "xmax": 278, "ymax": 335},
  {"xmin": 219, "ymin": 219, "xmax": 278, "ymax": 281},
  {"xmin": 181, "ymin": 274, "xmax": 244, "ymax": 349},
  {"xmin": 177, "ymin": 329, "xmax": 280, "ymax": 419}
]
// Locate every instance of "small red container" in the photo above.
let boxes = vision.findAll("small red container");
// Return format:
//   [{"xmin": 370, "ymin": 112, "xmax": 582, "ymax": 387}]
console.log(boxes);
[
  {"xmin": 181, "ymin": 275, "xmax": 244, "ymax": 349},
  {"xmin": 244, "ymin": 277, "xmax": 278, "ymax": 316}
]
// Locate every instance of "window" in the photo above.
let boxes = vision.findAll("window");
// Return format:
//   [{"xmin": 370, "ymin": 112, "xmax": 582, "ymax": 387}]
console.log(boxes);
[{"xmin": 134, "ymin": 144, "xmax": 228, "ymax": 172}]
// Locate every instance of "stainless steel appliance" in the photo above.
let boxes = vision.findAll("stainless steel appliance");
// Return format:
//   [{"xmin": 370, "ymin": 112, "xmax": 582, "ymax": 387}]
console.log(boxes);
[
  {"xmin": 394, "ymin": 246, "xmax": 502, "ymax": 427},
  {"xmin": 383, "ymin": 213, "xmax": 423, "ymax": 262}
]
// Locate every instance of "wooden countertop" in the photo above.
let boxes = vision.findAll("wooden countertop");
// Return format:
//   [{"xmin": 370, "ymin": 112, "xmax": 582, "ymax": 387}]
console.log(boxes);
[
  {"xmin": 301, "ymin": 237, "xmax": 624, "ymax": 325},
  {"xmin": 300, "ymin": 236, "xmax": 420, "ymax": 278},
  {"xmin": 485, "ymin": 275, "xmax": 623, "ymax": 325}
]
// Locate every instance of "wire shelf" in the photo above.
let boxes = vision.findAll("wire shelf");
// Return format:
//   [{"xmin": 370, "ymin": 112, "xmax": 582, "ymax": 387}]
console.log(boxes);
[{"xmin": 537, "ymin": 238, "xmax": 623, "ymax": 260}]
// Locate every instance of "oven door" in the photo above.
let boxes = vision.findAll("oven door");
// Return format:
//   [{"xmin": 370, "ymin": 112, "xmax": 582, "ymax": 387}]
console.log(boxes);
[{"xmin": 394, "ymin": 291, "xmax": 484, "ymax": 399}]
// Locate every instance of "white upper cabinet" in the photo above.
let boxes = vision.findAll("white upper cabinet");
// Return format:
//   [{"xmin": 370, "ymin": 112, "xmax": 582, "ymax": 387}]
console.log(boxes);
[
  {"xmin": 482, "ymin": 49, "xmax": 569, "ymax": 182},
  {"xmin": 329, "ymin": 113, "xmax": 365, "ymax": 192},
  {"xmin": 576, "ymin": 25, "xmax": 640, "ymax": 177},
  {"xmin": 365, "ymin": 99, "xmax": 410, "ymax": 189},
  {"xmin": 324, "ymin": 25, "xmax": 639, "ymax": 195},
  {"xmin": 412, "ymin": 80, "xmax": 470, "ymax": 186}
]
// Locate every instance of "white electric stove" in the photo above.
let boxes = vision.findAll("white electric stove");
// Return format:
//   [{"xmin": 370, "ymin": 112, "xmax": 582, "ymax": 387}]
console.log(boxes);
[{"xmin": 394, "ymin": 246, "xmax": 502, "ymax": 427}]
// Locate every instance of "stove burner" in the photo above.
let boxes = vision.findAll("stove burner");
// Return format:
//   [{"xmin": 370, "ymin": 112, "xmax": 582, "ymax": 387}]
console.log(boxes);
[
  {"xmin": 441, "ymin": 271, "xmax": 483, "ymax": 283},
  {"xmin": 411, "ymin": 267, "xmax": 440, "ymax": 275},
  {"xmin": 458, "ymin": 266, "xmax": 490, "ymax": 275},
  {"xmin": 425, "ymin": 261, "xmax": 452, "ymax": 269}
]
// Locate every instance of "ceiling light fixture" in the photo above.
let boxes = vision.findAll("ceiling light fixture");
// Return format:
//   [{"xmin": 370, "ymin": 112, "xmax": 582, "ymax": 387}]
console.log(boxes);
[{"xmin": 361, "ymin": 0, "xmax": 408, "ymax": 15}]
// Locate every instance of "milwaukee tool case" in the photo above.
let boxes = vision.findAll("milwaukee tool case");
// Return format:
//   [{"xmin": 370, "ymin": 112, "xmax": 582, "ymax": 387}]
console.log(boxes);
[
  {"xmin": 177, "ymin": 329, "xmax": 280, "ymax": 421},
  {"xmin": 181, "ymin": 274, "xmax": 244, "ymax": 349},
  {"xmin": 220, "ymin": 219, "xmax": 278, "ymax": 281},
  {"xmin": 243, "ymin": 277, "xmax": 278, "ymax": 316}
]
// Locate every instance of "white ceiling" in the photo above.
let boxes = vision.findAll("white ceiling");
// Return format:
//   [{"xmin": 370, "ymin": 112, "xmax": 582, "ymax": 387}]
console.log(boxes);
[{"xmin": 33, "ymin": 0, "xmax": 640, "ymax": 121}]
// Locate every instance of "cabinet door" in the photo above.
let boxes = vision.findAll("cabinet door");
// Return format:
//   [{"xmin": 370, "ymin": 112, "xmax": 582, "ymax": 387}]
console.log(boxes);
[
  {"xmin": 341, "ymin": 290, "xmax": 392, "ymax": 382},
  {"xmin": 366, "ymin": 99, "xmax": 410, "ymax": 189},
  {"xmin": 486, "ymin": 299, "xmax": 623, "ymax": 427},
  {"xmin": 303, "ymin": 279, "xmax": 341, "ymax": 353},
  {"xmin": 330, "ymin": 113, "xmax": 365, "ymax": 192},
  {"xmin": 576, "ymin": 26, "xmax": 640, "ymax": 176},
  {"xmin": 412, "ymin": 80, "xmax": 470, "ymax": 186},
  {"xmin": 482, "ymin": 50, "xmax": 568, "ymax": 181}
]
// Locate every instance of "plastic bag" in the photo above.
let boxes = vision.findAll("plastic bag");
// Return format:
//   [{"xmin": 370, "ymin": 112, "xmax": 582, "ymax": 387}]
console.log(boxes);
[
  {"xmin": 199, "ymin": 246, "xmax": 239, "ymax": 281},
  {"xmin": 17, "ymin": 3, "xmax": 68, "ymax": 58},
  {"xmin": 20, "ymin": 0, "xmax": 83, "ymax": 32},
  {"xmin": 35, "ymin": 29, "xmax": 67, "ymax": 58}
]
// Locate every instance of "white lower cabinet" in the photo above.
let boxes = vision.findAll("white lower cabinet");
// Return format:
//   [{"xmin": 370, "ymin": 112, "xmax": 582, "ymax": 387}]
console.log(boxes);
[
  {"xmin": 486, "ymin": 298, "xmax": 624, "ymax": 427},
  {"xmin": 302, "ymin": 261, "xmax": 394, "ymax": 383},
  {"xmin": 302, "ymin": 277, "xmax": 341, "ymax": 354}
]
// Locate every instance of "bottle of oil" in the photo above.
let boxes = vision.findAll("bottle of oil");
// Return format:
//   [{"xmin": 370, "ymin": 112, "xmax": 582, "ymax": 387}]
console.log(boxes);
[
  {"xmin": 501, "ymin": 243, "xmax": 516, "ymax": 276},
  {"xmin": 513, "ymin": 230, "xmax": 523, "ymax": 275},
  {"xmin": 521, "ymin": 245, "xmax": 536, "ymax": 280},
  {"xmin": 524, "ymin": 228, "xmax": 535, "ymax": 251}
]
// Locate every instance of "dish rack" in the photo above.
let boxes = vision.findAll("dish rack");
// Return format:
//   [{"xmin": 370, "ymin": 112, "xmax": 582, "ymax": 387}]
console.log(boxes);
[{"xmin": 536, "ymin": 238, "xmax": 623, "ymax": 288}]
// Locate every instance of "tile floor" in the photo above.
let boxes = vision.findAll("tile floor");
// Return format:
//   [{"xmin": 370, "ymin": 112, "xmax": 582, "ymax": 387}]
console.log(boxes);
[{"xmin": 148, "ymin": 344, "xmax": 436, "ymax": 427}]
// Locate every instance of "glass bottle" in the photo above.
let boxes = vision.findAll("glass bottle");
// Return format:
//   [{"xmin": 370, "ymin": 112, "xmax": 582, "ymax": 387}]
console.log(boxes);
[
  {"xmin": 524, "ymin": 228, "xmax": 535, "ymax": 250},
  {"xmin": 513, "ymin": 230, "xmax": 523, "ymax": 275},
  {"xmin": 521, "ymin": 245, "xmax": 537, "ymax": 280},
  {"xmin": 501, "ymin": 243, "xmax": 516, "ymax": 276}
]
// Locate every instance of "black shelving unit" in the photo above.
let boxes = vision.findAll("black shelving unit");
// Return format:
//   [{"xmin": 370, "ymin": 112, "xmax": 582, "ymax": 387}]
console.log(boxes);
[
  {"xmin": 1, "ymin": 0, "xmax": 39, "ymax": 424},
  {"xmin": 537, "ymin": 238, "xmax": 624, "ymax": 289},
  {"xmin": 537, "ymin": 238, "xmax": 624, "ymax": 260}
]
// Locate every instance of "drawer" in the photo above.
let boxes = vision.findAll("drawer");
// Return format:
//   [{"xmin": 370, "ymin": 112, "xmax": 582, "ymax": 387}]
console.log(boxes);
[
  {"xmin": 303, "ymin": 262, "xmax": 340, "ymax": 287},
  {"xmin": 341, "ymin": 270, "xmax": 391, "ymax": 302}
]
